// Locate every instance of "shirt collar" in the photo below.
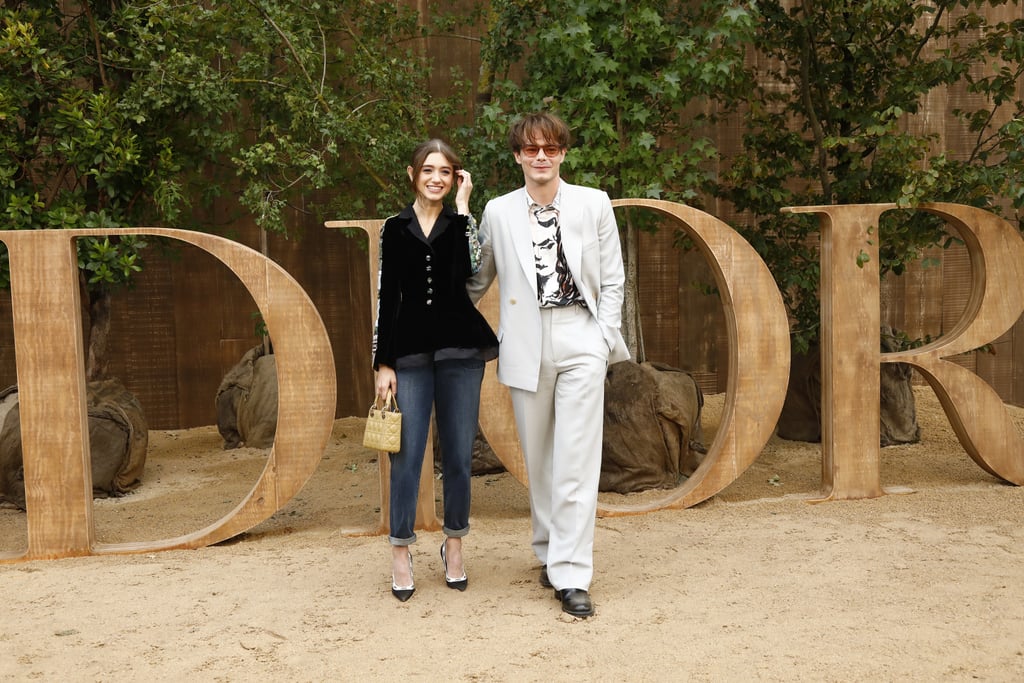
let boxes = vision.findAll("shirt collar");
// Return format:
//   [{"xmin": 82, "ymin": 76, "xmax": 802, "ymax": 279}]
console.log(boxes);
[{"xmin": 526, "ymin": 183, "xmax": 562, "ymax": 211}]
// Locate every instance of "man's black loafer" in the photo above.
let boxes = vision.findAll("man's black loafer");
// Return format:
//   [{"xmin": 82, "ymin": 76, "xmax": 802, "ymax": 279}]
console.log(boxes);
[
  {"xmin": 556, "ymin": 588, "xmax": 594, "ymax": 617},
  {"xmin": 539, "ymin": 565, "xmax": 552, "ymax": 588}
]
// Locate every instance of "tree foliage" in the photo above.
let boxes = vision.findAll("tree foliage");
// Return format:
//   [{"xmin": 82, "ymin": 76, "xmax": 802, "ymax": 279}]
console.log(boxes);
[
  {"xmin": 470, "ymin": 0, "xmax": 758, "ymax": 359},
  {"xmin": 715, "ymin": 0, "xmax": 1024, "ymax": 352},
  {"xmin": 475, "ymin": 0, "xmax": 756, "ymax": 200},
  {"xmin": 0, "ymin": 0, "xmax": 465, "ymax": 376}
]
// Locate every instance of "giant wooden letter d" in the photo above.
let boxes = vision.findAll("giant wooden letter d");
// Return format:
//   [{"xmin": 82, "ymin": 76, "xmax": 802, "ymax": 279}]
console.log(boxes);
[{"xmin": 0, "ymin": 228, "xmax": 336, "ymax": 563}]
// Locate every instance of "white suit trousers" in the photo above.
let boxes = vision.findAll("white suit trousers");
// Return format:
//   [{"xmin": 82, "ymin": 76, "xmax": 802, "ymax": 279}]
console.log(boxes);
[{"xmin": 509, "ymin": 304, "xmax": 608, "ymax": 591}]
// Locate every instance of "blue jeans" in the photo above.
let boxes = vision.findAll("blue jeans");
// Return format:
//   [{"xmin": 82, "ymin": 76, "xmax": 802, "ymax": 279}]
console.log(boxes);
[{"xmin": 389, "ymin": 358, "xmax": 485, "ymax": 545}]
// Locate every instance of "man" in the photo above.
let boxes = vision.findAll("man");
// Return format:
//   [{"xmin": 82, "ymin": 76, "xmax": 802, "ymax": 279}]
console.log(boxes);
[{"xmin": 468, "ymin": 111, "xmax": 629, "ymax": 617}]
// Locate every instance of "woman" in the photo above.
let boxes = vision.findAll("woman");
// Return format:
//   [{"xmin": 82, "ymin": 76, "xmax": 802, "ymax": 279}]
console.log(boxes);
[{"xmin": 373, "ymin": 139, "xmax": 498, "ymax": 602}]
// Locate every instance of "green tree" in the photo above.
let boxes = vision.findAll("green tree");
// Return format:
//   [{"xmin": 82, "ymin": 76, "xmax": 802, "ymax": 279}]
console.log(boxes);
[
  {"xmin": 716, "ymin": 0, "xmax": 1024, "ymax": 353},
  {"xmin": 0, "ymin": 0, "xmax": 462, "ymax": 378},
  {"xmin": 470, "ymin": 0, "xmax": 757, "ymax": 360}
]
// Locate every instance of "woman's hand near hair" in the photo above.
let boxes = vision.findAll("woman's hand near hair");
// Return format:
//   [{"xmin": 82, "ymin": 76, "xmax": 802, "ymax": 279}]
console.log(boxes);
[
  {"xmin": 375, "ymin": 365, "xmax": 397, "ymax": 400},
  {"xmin": 455, "ymin": 169, "xmax": 473, "ymax": 215}
]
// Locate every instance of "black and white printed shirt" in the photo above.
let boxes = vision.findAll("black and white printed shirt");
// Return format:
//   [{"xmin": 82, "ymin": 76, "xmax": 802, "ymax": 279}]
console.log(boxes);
[{"xmin": 527, "ymin": 188, "xmax": 584, "ymax": 308}]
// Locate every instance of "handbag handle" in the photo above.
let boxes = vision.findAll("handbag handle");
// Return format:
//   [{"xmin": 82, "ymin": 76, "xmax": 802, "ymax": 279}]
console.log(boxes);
[{"xmin": 374, "ymin": 389, "xmax": 399, "ymax": 413}]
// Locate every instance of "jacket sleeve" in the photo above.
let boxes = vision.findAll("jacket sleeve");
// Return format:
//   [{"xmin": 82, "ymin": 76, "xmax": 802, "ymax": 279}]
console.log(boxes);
[
  {"xmin": 595, "ymin": 192, "xmax": 626, "ymax": 353},
  {"xmin": 465, "ymin": 214, "xmax": 482, "ymax": 275},
  {"xmin": 466, "ymin": 202, "xmax": 497, "ymax": 305}
]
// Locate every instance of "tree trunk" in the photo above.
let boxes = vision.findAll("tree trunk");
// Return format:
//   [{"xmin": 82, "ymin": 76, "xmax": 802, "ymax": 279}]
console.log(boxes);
[
  {"xmin": 85, "ymin": 287, "xmax": 111, "ymax": 382},
  {"xmin": 621, "ymin": 212, "xmax": 644, "ymax": 363}
]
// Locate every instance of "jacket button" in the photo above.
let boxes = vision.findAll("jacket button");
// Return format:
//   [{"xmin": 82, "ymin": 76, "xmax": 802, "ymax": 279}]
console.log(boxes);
[
  {"xmin": 426, "ymin": 299, "xmax": 433, "ymax": 306},
  {"xmin": 509, "ymin": 298, "xmax": 517, "ymax": 305}
]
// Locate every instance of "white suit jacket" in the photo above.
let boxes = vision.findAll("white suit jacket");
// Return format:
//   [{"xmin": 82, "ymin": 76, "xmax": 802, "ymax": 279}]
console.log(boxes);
[{"xmin": 467, "ymin": 182, "xmax": 630, "ymax": 392}]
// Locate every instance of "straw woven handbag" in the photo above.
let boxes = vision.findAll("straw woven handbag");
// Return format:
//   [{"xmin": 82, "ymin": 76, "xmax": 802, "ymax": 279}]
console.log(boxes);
[{"xmin": 362, "ymin": 390, "xmax": 402, "ymax": 452}]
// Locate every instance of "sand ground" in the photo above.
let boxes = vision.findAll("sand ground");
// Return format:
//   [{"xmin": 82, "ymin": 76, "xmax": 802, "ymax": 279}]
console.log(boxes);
[{"xmin": 1, "ymin": 386, "xmax": 1022, "ymax": 681}]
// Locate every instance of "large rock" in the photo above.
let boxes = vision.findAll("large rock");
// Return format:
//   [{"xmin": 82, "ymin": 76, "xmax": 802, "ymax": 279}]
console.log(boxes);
[
  {"xmin": 878, "ymin": 327, "xmax": 921, "ymax": 446},
  {"xmin": 0, "ymin": 378, "xmax": 149, "ymax": 510},
  {"xmin": 216, "ymin": 344, "xmax": 278, "ymax": 449},
  {"xmin": 775, "ymin": 346, "xmax": 823, "ymax": 443},
  {"xmin": 601, "ymin": 361, "xmax": 706, "ymax": 494},
  {"xmin": 776, "ymin": 326, "xmax": 920, "ymax": 446}
]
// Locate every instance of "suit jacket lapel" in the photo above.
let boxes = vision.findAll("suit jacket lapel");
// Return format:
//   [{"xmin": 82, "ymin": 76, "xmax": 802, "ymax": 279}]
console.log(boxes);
[
  {"xmin": 509, "ymin": 188, "xmax": 538, "ymax": 295},
  {"xmin": 558, "ymin": 184, "xmax": 584, "ymax": 283}
]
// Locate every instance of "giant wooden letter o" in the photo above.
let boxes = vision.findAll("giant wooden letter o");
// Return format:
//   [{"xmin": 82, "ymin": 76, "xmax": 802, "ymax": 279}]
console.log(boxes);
[
  {"xmin": 598, "ymin": 200, "xmax": 791, "ymax": 514},
  {"xmin": 0, "ymin": 228, "xmax": 336, "ymax": 562}
]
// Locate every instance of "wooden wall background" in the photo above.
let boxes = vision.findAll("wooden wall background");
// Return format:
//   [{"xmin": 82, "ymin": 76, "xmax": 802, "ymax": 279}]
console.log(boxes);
[{"xmin": 0, "ymin": 2, "xmax": 1020, "ymax": 429}]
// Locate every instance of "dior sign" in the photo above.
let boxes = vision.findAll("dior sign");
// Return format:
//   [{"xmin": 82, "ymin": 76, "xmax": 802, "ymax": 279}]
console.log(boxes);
[{"xmin": 0, "ymin": 201, "xmax": 1021, "ymax": 562}]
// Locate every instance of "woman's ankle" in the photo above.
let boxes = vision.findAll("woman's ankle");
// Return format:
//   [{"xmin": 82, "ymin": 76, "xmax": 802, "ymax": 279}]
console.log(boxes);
[
  {"xmin": 391, "ymin": 546, "xmax": 412, "ymax": 584},
  {"xmin": 443, "ymin": 537, "xmax": 464, "ymax": 578}
]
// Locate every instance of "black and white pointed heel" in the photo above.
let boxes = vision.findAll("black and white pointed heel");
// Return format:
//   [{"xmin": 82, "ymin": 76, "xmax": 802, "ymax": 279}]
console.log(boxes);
[
  {"xmin": 391, "ymin": 553, "xmax": 415, "ymax": 602},
  {"xmin": 440, "ymin": 539, "xmax": 468, "ymax": 591}
]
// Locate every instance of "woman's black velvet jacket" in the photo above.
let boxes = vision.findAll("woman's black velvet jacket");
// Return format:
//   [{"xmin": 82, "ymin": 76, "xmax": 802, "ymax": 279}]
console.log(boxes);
[{"xmin": 372, "ymin": 204, "xmax": 498, "ymax": 370}]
